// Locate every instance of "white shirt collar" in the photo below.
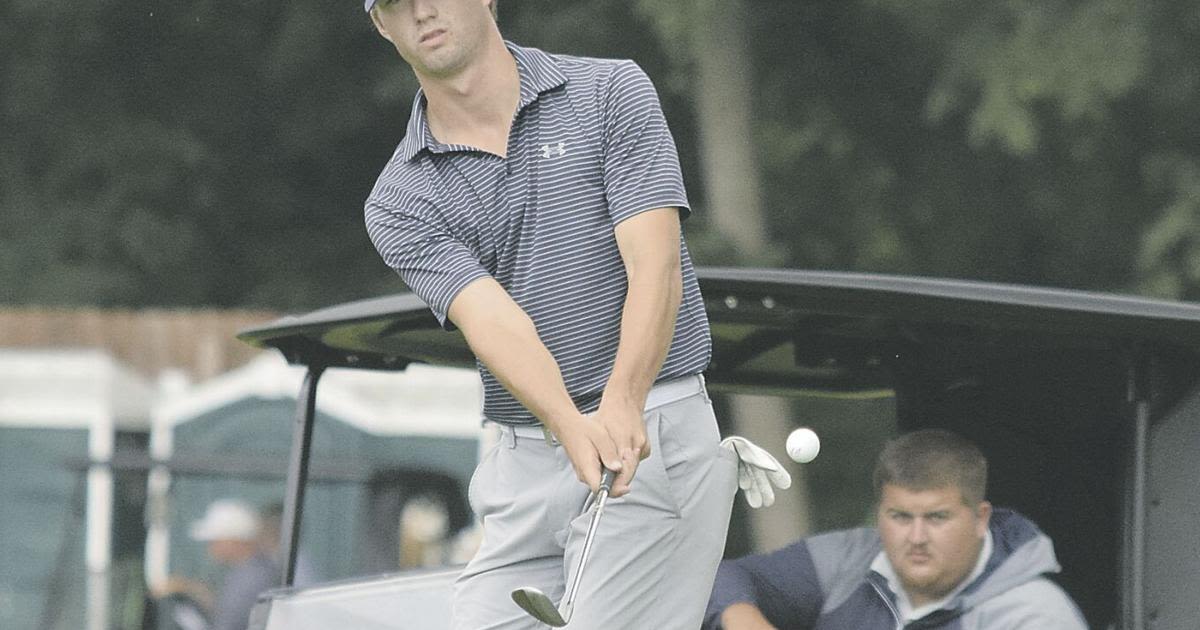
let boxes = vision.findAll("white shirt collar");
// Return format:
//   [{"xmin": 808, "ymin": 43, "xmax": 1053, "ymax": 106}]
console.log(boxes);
[{"xmin": 870, "ymin": 529, "xmax": 994, "ymax": 624}]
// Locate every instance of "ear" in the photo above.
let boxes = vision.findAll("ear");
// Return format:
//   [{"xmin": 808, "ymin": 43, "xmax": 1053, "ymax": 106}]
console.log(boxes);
[
  {"xmin": 370, "ymin": 9, "xmax": 395, "ymax": 43},
  {"xmin": 975, "ymin": 501, "xmax": 992, "ymax": 537}
]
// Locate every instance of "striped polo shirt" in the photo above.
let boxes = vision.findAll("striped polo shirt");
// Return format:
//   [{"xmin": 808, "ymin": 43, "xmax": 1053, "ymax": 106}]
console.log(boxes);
[{"xmin": 365, "ymin": 42, "xmax": 710, "ymax": 425}]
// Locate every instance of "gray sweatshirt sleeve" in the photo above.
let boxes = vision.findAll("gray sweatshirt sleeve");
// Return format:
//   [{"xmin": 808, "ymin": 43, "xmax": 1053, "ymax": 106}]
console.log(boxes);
[{"xmin": 972, "ymin": 578, "xmax": 1089, "ymax": 630}]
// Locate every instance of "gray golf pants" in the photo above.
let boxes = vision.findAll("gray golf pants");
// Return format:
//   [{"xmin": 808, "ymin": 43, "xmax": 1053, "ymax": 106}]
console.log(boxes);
[{"xmin": 451, "ymin": 375, "xmax": 738, "ymax": 629}]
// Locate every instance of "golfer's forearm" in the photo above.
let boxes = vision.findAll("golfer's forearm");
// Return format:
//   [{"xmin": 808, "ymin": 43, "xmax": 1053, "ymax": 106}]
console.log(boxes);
[
  {"xmin": 605, "ymin": 208, "xmax": 683, "ymax": 408},
  {"xmin": 449, "ymin": 278, "xmax": 578, "ymax": 428},
  {"xmin": 720, "ymin": 603, "xmax": 778, "ymax": 629},
  {"xmin": 603, "ymin": 259, "xmax": 681, "ymax": 408}
]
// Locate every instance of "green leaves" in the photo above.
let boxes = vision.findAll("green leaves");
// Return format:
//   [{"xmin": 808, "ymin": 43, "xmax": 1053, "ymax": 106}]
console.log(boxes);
[
  {"xmin": 927, "ymin": 0, "xmax": 1147, "ymax": 155},
  {"xmin": 2, "ymin": 0, "xmax": 1198, "ymax": 307},
  {"xmin": 1138, "ymin": 154, "xmax": 1200, "ymax": 298},
  {"xmin": 1, "ymin": 1, "xmax": 400, "ymax": 308}
]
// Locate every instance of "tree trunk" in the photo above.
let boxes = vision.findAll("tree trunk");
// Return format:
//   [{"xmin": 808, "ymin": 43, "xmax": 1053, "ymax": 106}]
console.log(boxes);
[
  {"xmin": 690, "ymin": 0, "xmax": 813, "ymax": 547},
  {"xmin": 691, "ymin": 0, "xmax": 770, "ymax": 261}
]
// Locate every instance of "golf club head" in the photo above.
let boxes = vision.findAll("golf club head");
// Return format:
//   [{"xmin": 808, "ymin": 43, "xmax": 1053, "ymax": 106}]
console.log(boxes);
[
  {"xmin": 510, "ymin": 468, "xmax": 614, "ymax": 627},
  {"xmin": 511, "ymin": 586, "xmax": 568, "ymax": 627}
]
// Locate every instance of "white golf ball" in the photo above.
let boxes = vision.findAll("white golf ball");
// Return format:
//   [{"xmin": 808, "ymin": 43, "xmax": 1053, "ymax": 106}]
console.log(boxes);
[{"xmin": 786, "ymin": 427, "xmax": 821, "ymax": 463}]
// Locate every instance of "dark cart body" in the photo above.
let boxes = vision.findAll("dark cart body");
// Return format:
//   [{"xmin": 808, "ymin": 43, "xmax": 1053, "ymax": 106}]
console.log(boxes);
[{"xmin": 239, "ymin": 268, "xmax": 1200, "ymax": 630}]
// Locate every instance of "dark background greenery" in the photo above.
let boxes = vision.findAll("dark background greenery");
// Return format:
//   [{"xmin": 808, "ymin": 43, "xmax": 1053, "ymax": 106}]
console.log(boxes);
[
  {"xmin": 4, "ymin": 0, "xmax": 1198, "ymax": 310},
  {"xmin": 4, "ymin": 7, "xmax": 1190, "ymax": 627}
]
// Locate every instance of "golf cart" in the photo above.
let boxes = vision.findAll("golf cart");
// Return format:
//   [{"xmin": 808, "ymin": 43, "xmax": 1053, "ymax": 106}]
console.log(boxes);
[{"xmin": 237, "ymin": 267, "xmax": 1200, "ymax": 630}]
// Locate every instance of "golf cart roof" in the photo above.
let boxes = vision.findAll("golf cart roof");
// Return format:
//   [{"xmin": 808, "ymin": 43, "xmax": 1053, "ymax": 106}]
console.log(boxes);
[{"xmin": 238, "ymin": 268, "xmax": 1200, "ymax": 394}]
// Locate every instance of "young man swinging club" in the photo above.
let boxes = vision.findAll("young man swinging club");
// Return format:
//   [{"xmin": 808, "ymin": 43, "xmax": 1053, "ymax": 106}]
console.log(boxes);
[
  {"xmin": 362, "ymin": 0, "xmax": 792, "ymax": 627},
  {"xmin": 360, "ymin": 0, "xmax": 792, "ymax": 624}
]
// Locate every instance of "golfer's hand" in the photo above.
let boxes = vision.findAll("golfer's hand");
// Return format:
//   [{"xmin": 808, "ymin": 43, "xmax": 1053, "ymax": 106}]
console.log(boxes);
[
  {"xmin": 591, "ymin": 399, "xmax": 649, "ymax": 498},
  {"xmin": 552, "ymin": 412, "xmax": 624, "ymax": 494},
  {"xmin": 720, "ymin": 436, "xmax": 792, "ymax": 508}
]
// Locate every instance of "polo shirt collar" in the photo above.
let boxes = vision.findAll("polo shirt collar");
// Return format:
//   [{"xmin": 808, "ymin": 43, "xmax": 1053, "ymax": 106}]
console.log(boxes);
[
  {"xmin": 396, "ymin": 41, "xmax": 568, "ymax": 161},
  {"xmin": 396, "ymin": 91, "xmax": 434, "ymax": 161},
  {"xmin": 508, "ymin": 41, "xmax": 568, "ymax": 111}
]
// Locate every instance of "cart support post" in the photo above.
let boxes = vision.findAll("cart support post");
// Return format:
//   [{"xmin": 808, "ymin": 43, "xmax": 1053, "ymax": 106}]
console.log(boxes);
[
  {"xmin": 280, "ymin": 365, "xmax": 325, "ymax": 587},
  {"xmin": 1123, "ymin": 352, "xmax": 1150, "ymax": 630}
]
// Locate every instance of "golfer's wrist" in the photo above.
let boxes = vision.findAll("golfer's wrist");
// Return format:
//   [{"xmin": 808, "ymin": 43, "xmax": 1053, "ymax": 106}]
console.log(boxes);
[
  {"xmin": 540, "ymin": 408, "xmax": 584, "ymax": 437},
  {"xmin": 599, "ymin": 384, "xmax": 645, "ymax": 414}
]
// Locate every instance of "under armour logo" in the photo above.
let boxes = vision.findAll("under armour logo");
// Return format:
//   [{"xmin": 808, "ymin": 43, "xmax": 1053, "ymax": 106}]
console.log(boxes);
[{"xmin": 540, "ymin": 142, "xmax": 567, "ymax": 159}]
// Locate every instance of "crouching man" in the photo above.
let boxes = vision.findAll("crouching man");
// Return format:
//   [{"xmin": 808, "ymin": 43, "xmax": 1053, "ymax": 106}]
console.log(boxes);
[{"xmin": 704, "ymin": 429, "xmax": 1087, "ymax": 629}]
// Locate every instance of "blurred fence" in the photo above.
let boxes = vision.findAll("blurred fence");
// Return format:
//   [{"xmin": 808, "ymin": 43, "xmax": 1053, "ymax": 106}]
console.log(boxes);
[{"xmin": 0, "ymin": 308, "xmax": 278, "ymax": 380}]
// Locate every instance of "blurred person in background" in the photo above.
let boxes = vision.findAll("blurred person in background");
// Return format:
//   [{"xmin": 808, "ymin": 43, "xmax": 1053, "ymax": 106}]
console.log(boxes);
[
  {"xmin": 398, "ymin": 493, "xmax": 453, "ymax": 568},
  {"xmin": 154, "ymin": 499, "xmax": 276, "ymax": 630},
  {"xmin": 256, "ymin": 502, "xmax": 320, "ymax": 587}
]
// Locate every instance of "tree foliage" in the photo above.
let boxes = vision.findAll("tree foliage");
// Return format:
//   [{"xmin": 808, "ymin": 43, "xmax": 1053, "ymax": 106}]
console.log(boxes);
[
  {"xmin": 731, "ymin": 0, "xmax": 1151, "ymax": 291},
  {"xmin": 2, "ymin": 0, "xmax": 1199, "ymax": 308},
  {"xmin": 2, "ymin": 2, "xmax": 412, "ymax": 308}
]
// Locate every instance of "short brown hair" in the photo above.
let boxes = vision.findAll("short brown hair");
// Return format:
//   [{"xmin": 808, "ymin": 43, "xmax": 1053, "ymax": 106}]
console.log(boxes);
[
  {"xmin": 370, "ymin": 1, "xmax": 497, "ymax": 20},
  {"xmin": 872, "ymin": 429, "xmax": 987, "ymax": 506}
]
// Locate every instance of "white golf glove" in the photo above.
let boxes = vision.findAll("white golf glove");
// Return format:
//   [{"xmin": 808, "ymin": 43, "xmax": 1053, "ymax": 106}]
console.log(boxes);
[{"xmin": 720, "ymin": 436, "xmax": 792, "ymax": 508}]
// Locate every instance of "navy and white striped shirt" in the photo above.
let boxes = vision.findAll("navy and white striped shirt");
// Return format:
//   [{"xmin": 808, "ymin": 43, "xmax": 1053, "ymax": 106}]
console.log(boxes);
[{"xmin": 366, "ymin": 42, "xmax": 710, "ymax": 425}]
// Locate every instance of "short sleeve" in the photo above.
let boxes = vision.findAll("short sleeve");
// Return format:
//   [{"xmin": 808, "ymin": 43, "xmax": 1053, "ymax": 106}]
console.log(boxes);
[
  {"xmin": 601, "ymin": 60, "xmax": 691, "ymax": 225},
  {"xmin": 365, "ymin": 191, "xmax": 490, "ymax": 328}
]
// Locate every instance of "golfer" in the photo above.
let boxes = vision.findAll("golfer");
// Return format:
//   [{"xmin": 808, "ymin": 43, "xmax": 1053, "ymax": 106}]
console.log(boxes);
[{"xmin": 363, "ymin": 0, "xmax": 738, "ymax": 627}]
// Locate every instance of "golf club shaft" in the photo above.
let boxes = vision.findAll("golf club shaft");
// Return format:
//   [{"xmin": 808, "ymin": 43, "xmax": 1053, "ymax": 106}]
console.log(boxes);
[{"xmin": 562, "ymin": 468, "xmax": 615, "ymax": 611}]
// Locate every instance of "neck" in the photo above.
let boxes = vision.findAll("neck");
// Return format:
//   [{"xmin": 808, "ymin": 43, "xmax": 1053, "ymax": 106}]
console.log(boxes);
[
  {"xmin": 906, "ymin": 587, "xmax": 943, "ymax": 609},
  {"xmin": 417, "ymin": 35, "xmax": 519, "ymax": 152}
]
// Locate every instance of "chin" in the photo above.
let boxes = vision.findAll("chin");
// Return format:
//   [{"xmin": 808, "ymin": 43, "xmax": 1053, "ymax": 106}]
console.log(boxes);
[
  {"xmin": 425, "ymin": 52, "xmax": 469, "ymax": 75},
  {"xmin": 900, "ymin": 571, "xmax": 941, "ymax": 591}
]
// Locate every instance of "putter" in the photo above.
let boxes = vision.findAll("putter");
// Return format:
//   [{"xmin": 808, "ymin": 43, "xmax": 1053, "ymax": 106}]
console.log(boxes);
[{"xmin": 511, "ymin": 468, "xmax": 616, "ymax": 627}]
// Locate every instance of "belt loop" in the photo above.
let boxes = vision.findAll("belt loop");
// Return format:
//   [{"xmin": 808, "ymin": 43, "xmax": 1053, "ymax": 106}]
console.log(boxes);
[
  {"xmin": 506, "ymin": 426, "xmax": 517, "ymax": 449},
  {"xmin": 698, "ymin": 373, "xmax": 711, "ymax": 404}
]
